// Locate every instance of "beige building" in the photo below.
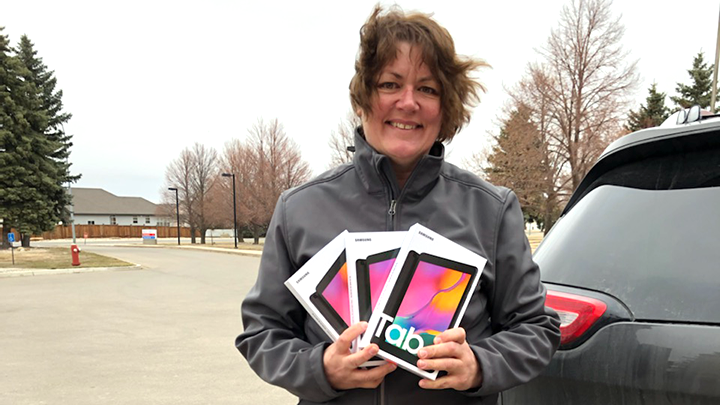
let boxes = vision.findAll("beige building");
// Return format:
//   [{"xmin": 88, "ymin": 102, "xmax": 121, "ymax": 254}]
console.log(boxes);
[{"xmin": 70, "ymin": 188, "xmax": 170, "ymax": 226}]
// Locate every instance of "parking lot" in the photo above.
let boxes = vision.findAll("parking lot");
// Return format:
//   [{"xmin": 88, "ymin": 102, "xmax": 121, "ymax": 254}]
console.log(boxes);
[{"xmin": 0, "ymin": 246, "xmax": 295, "ymax": 405}]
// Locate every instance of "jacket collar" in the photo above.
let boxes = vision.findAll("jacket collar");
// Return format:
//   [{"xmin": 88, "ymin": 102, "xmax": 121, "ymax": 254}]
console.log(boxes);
[{"xmin": 353, "ymin": 127, "xmax": 444, "ymax": 198}]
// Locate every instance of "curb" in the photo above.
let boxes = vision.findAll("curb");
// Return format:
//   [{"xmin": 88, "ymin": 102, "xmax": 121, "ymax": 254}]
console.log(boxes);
[
  {"xmin": 0, "ymin": 264, "xmax": 143, "ymax": 278},
  {"xmin": 99, "ymin": 244, "xmax": 264, "ymax": 257}
]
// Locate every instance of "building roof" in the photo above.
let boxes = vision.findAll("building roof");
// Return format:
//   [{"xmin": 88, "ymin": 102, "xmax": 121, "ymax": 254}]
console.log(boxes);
[{"xmin": 70, "ymin": 188, "xmax": 158, "ymax": 216}]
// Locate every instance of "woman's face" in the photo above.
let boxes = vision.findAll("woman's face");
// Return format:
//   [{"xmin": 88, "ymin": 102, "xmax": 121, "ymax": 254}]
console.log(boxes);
[{"xmin": 361, "ymin": 42, "xmax": 442, "ymax": 172}]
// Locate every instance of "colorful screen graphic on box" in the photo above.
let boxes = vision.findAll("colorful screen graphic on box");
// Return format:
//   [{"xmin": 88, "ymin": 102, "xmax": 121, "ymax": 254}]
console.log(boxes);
[
  {"xmin": 369, "ymin": 258, "xmax": 396, "ymax": 311},
  {"xmin": 392, "ymin": 260, "xmax": 471, "ymax": 347},
  {"xmin": 321, "ymin": 262, "xmax": 351, "ymax": 326}
]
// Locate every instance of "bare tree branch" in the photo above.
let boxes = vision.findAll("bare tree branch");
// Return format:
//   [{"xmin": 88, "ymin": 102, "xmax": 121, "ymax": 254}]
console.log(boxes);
[{"xmin": 327, "ymin": 111, "xmax": 361, "ymax": 168}]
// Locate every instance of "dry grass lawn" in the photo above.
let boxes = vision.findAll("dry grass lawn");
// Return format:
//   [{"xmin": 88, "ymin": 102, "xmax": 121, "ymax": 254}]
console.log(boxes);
[{"xmin": 0, "ymin": 247, "xmax": 133, "ymax": 269}]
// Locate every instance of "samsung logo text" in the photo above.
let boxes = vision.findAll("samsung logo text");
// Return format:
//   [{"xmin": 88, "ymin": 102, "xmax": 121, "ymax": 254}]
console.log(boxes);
[{"xmin": 418, "ymin": 231, "xmax": 434, "ymax": 241}]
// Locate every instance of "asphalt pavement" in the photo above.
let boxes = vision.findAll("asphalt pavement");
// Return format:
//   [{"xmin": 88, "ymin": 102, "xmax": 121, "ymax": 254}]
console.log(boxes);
[{"xmin": 0, "ymin": 245, "xmax": 296, "ymax": 405}]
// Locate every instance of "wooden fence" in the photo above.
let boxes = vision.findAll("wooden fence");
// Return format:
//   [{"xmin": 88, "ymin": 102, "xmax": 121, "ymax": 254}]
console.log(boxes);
[{"xmin": 39, "ymin": 225, "xmax": 200, "ymax": 240}]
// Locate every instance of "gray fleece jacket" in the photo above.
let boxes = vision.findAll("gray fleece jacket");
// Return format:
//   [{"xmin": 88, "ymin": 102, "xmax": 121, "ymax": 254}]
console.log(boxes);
[{"xmin": 236, "ymin": 131, "xmax": 560, "ymax": 404}]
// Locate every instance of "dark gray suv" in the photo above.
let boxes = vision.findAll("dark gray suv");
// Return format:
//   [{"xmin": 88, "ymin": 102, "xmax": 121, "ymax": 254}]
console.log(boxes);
[{"xmin": 503, "ymin": 107, "xmax": 720, "ymax": 404}]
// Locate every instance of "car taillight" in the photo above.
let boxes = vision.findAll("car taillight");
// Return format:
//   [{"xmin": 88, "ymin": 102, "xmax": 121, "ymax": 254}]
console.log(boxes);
[{"xmin": 545, "ymin": 290, "xmax": 607, "ymax": 346}]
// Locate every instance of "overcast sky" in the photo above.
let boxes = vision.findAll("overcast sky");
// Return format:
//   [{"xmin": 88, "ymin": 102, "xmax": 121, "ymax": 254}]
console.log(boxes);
[{"xmin": 3, "ymin": 0, "xmax": 719, "ymax": 203}]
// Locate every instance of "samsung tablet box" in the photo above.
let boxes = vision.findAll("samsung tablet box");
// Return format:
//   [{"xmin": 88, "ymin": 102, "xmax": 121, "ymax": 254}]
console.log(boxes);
[
  {"xmin": 346, "ymin": 231, "xmax": 407, "ymax": 326},
  {"xmin": 284, "ymin": 231, "xmax": 351, "ymax": 343},
  {"xmin": 345, "ymin": 231, "xmax": 407, "ymax": 366},
  {"xmin": 359, "ymin": 224, "xmax": 486, "ymax": 380}
]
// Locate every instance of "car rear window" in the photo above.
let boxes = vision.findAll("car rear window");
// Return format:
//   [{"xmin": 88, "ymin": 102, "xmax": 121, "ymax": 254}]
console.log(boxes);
[
  {"xmin": 536, "ymin": 185, "xmax": 720, "ymax": 323},
  {"xmin": 570, "ymin": 139, "xmax": 720, "ymax": 206}
]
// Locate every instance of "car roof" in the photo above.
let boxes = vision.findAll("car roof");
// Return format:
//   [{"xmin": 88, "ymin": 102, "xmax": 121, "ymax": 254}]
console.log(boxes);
[
  {"xmin": 563, "ymin": 113, "xmax": 720, "ymax": 215},
  {"xmin": 600, "ymin": 113, "xmax": 720, "ymax": 159}
]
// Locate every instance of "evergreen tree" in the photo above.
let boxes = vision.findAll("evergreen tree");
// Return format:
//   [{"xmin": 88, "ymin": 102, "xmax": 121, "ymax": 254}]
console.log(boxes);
[
  {"xmin": 0, "ymin": 26, "xmax": 29, "ymax": 248},
  {"xmin": 15, "ymin": 35, "xmax": 77, "ymax": 246},
  {"xmin": 670, "ymin": 51, "xmax": 716, "ymax": 109},
  {"xmin": 0, "ymin": 29, "xmax": 76, "ymax": 248},
  {"xmin": 626, "ymin": 83, "xmax": 671, "ymax": 132},
  {"xmin": 17, "ymin": 36, "xmax": 73, "ymax": 158},
  {"xmin": 484, "ymin": 104, "xmax": 547, "ymax": 225}
]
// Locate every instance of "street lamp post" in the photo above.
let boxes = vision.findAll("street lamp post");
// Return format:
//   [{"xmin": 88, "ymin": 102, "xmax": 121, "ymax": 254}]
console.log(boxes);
[
  {"xmin": 168, "ymin": 187, "xmax": 180, "ymax": 245},
  {"xmin": 221, "ymin": 173, "xmax": 238, "ymax": 249}
]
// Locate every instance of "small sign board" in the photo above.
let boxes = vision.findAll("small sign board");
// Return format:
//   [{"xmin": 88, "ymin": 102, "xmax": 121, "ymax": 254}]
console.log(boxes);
[
  {"xmin": 8, "ymin": 232, "xmax": 16, "ymax": 265},
  {"xmin": 142, "ymin": 229, "xmax": 157, "ymax": 245}
]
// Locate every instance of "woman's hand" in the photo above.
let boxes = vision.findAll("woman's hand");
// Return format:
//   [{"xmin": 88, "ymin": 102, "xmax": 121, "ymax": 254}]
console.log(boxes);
[
  {"xmin": 323, "ymin": 322, "xmax": 397, "ymax": 390},
  {"xmin": 416, "ymin": 327, "xmax": 483, "ymax": 391}
]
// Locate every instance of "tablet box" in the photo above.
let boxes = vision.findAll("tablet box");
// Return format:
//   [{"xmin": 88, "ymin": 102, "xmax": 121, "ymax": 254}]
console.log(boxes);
[
  {"xmin": 359, "ymin": 224, "xmax": 487, "ymax": 380},
  {"xmin": 345, "ymin": 231, "xmax": 407, "ymax": 366},
  {"xmin": 284, "ymin": 231, "xmax": 351, "ymax": 344}
]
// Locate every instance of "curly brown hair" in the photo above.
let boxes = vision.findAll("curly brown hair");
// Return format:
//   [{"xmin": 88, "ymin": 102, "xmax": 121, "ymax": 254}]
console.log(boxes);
[{"xmin": 349, "ymin": 6, "xmax": 489, "ymax": 142}]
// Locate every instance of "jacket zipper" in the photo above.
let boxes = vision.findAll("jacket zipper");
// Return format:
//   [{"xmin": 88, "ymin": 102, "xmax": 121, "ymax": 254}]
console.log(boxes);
[{"xmin": 379, "ymin": 169, "xmax": 398, "ymax": 231}]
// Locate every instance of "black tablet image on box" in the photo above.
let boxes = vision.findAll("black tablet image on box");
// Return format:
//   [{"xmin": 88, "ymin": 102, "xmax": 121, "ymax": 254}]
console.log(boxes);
[
  {"xmin": 346, "ymin": 231, "xmax": 408, "ymax": 368},
  {"xmin": 369, "ymin": 250, "xmax": 478, "ymax": 372},
  {"xmin": 355, "ymin": 248, "xmax": 400, "ymax": 322},
  {"xmin": 285, "ymin": 231, "xmax": 351, "ymax": 343},
  {"xmin": 309, "ymin": 250, "xmax": 350, "ymax": 335}
]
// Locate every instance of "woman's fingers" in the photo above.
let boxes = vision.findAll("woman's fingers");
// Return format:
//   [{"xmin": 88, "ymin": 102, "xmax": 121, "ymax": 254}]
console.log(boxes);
[
  {"xmin": 334, "ymin": 321, "xmax": 368, "ymax": 353},
  {"xmin": 346, "ymin": 343, "xmax": 379, "ymax": 368},
  {"xmin": 324, "ymin": 322, "xmax": 398, "ymax": 390},
  {"xmin": 417, "ymin": 340, "xmax": 462, "ymax": 360},
  {"xmin": 417, "ymin": 356, "xmax": 462, "ymax": 372},
  {"xmin": 415, "ymin": 327, "xmax": 483, "ymax": 391},
  {"xmin": 434, "ymin": 327, "xmax": 466, "ymax": 345}
]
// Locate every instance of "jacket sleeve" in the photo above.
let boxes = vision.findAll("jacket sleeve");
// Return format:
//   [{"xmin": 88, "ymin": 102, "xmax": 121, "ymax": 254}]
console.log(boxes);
[
  {"xmin": 235, "ymin": 195, "xmax": 343, "ymax": 403},
  {"xmin": 468, "ymin": 191, "xmax": 561, "ymax": 396}
]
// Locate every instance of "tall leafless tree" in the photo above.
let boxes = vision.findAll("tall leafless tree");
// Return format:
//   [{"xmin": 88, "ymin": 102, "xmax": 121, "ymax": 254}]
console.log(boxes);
[
  {"xmin": 536, "ymin": 0, "xmax": 638, "ymax": 190},
  {"xmin": 190, "ymin": 143, "xmax": 218, "ymax": 244},
  {"xmin": 508, "ymin": 68, "xmax": 572, "ymax": 232},
  {"xmin": 221, "ymin": 118, "xmax": 311, "ymax": 244},
  {"xmin": 163, "ymin": 149, "xmax": 197, "ymax": 242},
  {"xmin": 162, "ymin": 143, "xmax": 218, "ymax": 244},
  {"xmin": 327, "ymin": 111, "xmax": 361, "ymax": 168},
  {"xmin": 218, "ymin": 138, "xmax": 254, "ymax": 242},
  {"xmin": 478, "ymin": 0, "xmax": 634, "ymax": 231}
]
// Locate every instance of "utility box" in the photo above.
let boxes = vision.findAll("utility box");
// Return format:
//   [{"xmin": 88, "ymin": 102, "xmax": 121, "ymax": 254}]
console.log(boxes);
[{"xmin": 142, "ymin": 229, "xmax": 157, "ymax": 245}]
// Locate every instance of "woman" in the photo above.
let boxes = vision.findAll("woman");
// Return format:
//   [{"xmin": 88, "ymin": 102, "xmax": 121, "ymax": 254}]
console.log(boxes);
[{"xmin": 237, "ymin": 6, "xmax": 560, "ymax": 404}]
